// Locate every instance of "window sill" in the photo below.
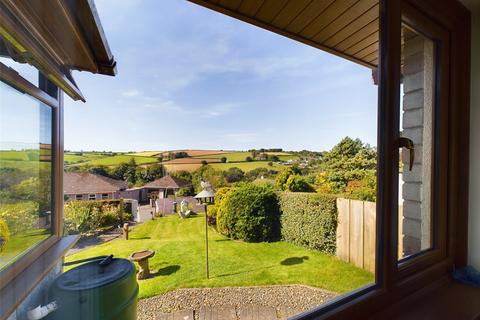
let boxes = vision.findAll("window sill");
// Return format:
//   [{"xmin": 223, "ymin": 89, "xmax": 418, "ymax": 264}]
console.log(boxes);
[
  {"xmin": 372, "ymin": 277, "xmax": 480, "ymax": 319},
  {"xmin": 0, "ymin": 235, "xmax": 79, "ymax": 319}
]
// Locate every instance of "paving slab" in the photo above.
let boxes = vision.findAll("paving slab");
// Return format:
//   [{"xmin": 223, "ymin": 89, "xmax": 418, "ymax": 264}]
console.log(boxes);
[
  {"xmin": 156, "ymin": 310, "xmax": 194, "ymax": 320},
  {"xmin": 238, "ymin": 305, "xmax": 277, "ymax": 320},
  {"xmin": 198, "ymin": 306, "xmax": 237, "ymax": 320}
]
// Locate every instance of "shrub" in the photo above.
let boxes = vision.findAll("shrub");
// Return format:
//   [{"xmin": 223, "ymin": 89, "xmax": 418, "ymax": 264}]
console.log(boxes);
[
  {"xmin": 284, "ymin": 175, "xmax": 315, "ymax": 192},
  {"xmin": 64, "ymin": 200, "xmax": 126, "ymax": 234},
  {"xmin": 0, "ymin": 219, "xmax": 10, "ymax": 252},
  {"xmin": 216, "ymin": 183, "xmax": 280, "ymax": 242},
  {"xmin": 275, "ymin": 166, "xmax": 301, "ymax": 190},
  {"xmin": 176, "ymin": 185, "xmax": 195, "ymax": 196},
  {"xmin": 223, "ymin": 167, "xmax": 245, "ymax": 183},
  {"xmin": 0, "ymin": 202, "xmax": 38, "ymax": 235},
  {"xmin": 220, "ymin": 157, "xmax": 227, "ymax": 163},
  {"xmin": 245, "ymin": 156, "xmax": 253, "ymax": 162},
  {"xmin": 206, "ymin": 187, "xmax": 232, "ymax": 226},
  {"xmin": 278, "ymin": 192, "xmax": 338, "ymax": 254}
]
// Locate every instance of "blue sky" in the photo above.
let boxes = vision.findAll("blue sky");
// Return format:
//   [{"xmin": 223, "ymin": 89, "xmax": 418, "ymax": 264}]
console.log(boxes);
[{"xmin": 64, "ymin": 0, "xmax": 378, "ymax": 152}]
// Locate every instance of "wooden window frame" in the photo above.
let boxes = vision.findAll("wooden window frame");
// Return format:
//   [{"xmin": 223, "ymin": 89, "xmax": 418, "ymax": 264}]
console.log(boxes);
[
  {"xmin": 0, "ymin": 59, "xmax": 70, "ymax": 312},
  {"xmin": 292, "ymin": 0, "xmax": 470, "ymax": 319},
  {"xmin": 0, "ymin": 0, "xmax": 470, "ymax": 319}
]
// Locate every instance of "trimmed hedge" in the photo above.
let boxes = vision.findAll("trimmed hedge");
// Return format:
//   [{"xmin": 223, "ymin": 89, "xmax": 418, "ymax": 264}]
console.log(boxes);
[
  {"xmin": 216, "ymin": 183, "xmax": 280, "ymax": 242},
  {"xmin": 278, "ymin": 192, "xmax": 338, "ymax": 255},
  {"xmin": 64, "ymin": 199, "xmax": 127, "ymax": 235}
]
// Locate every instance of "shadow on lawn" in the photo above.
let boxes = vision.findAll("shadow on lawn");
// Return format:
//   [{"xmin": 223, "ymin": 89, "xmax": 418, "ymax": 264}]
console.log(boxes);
[
  {"xmin": 280, "ymin": 256, "xmax": 309, "ymax": 266},
  {"xmin": 153, "ymin": 265, "xmax": 181, "ymax": 276},
  {"xmin": 130, "ymin": 237, "xmax": 151, "ymax": 240}
]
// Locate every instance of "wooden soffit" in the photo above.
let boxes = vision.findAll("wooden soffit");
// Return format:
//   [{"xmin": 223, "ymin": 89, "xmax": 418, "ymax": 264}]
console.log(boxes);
[
  {"xmin": 0, "ymin": 0, "xmax": 117, "ymax": 101},
  {"xmin": 188, "ymin": 0, "xmax": 380, "ymax": 69}
]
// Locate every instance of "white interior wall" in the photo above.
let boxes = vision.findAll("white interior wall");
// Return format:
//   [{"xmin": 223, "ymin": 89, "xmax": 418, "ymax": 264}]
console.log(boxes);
[{"xmin": 463, "ymin": 0, "xmax": 480, "ymax": 269}]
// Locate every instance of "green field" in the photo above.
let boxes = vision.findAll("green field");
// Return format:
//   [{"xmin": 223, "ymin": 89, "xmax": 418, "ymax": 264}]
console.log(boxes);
[
  {"xmin": 194, "ymin": 152, "xmax": 252, "ymax": 162},
  {"xmin": 66, "ymin": 213, "xmax": 373, "ymax": 299},
  {"xmin": 211, "ymin": 161, "xmax": 285, "ymax": 171},
  {"xmin": 126, "ymin": 151, "xmax": 162, "ymax": 157},
  {"xmin": 0, "ymin": 150, "xmax": 39, "ymax": 161},
  {"xmin": 195, "ymin": 151, "xmax": 299, "ymax": 162},
  {"xmin": 0, "ymin": 229, "xmax": 50, "ymax": 271},
  {"xmin": 64, "ymin": 153, "xmax": 107, "ymax": 164},
  {"xmin": 67, "ymin": 155, "xmax": 158, "ymax": 167}
]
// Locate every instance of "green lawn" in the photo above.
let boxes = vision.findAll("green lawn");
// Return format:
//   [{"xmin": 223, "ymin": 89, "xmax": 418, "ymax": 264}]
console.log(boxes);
[
  {"xmin": 66, "ymin": 214, "xmax": 373, "ymax": 299},
  {"xmin": 0, "ymin": 229, "xmax": 50, "ymax": 271}
]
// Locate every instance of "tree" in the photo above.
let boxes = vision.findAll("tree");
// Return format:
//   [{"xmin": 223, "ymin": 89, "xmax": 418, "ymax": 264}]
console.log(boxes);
[
  {"xmin": 88, "ymin": 165, "xmax": 110, "ymax": 177},
  {"xmin": 275, "ymin": 166, "xmax": 301, "ymax": 190},
  {"xmin": 284, "ymin": 175, "xmax": 315, "ymax": 192},
  {"xmin": 220, "ymin": 157, "xmax": 227, "ymax": 163},
  {"xmin": 172, "ymin": 170, "xmax": 193, "ymax": 183},
  {"xmin": 201, "ymin": 160, "xmax": 208, "ymax": 166},
  {"xmin": 192, "ymin": 165, "xmax": 227, "ymax": 192},
  {"xmin": 316, "ymin": 137, "xmax": 377, "ymax": 199},
  {"xmin": 245, "ymin": 156, "xmax": 253, "ymax": 162},
  {"xmin": 224, "ymin": 167, "xmax": 245, "ymax": 183},
  {"xmin": 124, "ymin": 159, "xmax": 137, "ymax": 184},
  {"xmin": 136, "ymin": 164, "xmax": 165, "ymax": 183},
  {"xmin": 111, "ymin": 163, "xmax": 129, "ymax": 180}
]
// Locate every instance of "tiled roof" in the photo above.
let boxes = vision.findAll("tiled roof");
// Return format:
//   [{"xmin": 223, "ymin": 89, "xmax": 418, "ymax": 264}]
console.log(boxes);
[
  {"xmin": 143, "ymin": 175, "xmax": 191, "ymax": 189},
  {"xmin": 64, "ymin": 172, "xmax": 127, "ymax": 194}
]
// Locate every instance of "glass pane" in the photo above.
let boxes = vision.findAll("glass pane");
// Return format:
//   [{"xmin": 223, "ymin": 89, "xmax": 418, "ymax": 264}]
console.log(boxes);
[
  {"xmin": 0, "ymin": 34, "xmax": 39, "ymax": 86},
  {"xmin": 61, "ymin": 1, "xmax": 380, "ymax": 318},
  {"xmin": 398, "ymin": 24, "xmax": 435, "ymax": 260},
  {"xmin": 0, "ymin": 80, "xmax": 53, "ymax": 271}
]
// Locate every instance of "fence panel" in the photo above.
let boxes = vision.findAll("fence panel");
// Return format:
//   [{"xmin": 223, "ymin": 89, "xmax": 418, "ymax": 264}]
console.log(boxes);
[
  {"xmin": 336, "ymin": 198, "xmax": 375, "ymax": 273},
  {"xmin": 336, "ymin": 198, "xmax": 350, "ymax": 262},
  {"xmin": 363, "ymin": 201, "xmax": 376, "ymax": 273},
  {"xmin": 350, "ymin": 200, "xmax": 365, "ymax": 269}
]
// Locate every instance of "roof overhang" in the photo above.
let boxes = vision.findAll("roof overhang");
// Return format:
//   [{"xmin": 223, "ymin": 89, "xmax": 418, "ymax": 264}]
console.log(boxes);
[
  {"xmin": 188, "ymin": 0, "xmax": 379, "ymax": 69},
  {"xmin": 0, "ymin": 0, "xmax": 116, "ymax": 101}
]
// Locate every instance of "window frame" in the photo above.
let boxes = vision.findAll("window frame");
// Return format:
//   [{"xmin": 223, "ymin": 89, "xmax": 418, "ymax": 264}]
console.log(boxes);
[
  {"xmin": 395, "ymin": 3, "xmax": 451, "ymax": 278},
  {"xmin": 0, "ymin": 0, "xmax": 470, "ymax": 318},
  {"xmin": 0, "ymin": 60, "xmax": 64, "ymax": 290},
  {"xmin": 293, "ymin": 0, "xmax": 470, "ymax": 319}
]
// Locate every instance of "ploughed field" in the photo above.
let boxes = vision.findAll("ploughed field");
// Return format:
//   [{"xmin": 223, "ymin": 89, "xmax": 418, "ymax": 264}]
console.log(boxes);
[{"xmin": 65, "ymin": 213, "xmax": 373, "ymax": 299}]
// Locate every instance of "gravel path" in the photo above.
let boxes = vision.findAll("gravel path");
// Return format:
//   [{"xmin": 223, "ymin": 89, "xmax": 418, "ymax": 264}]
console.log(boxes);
[
  {"xmin": 137, "ymin": 285, "xmax": 337, "ymax": 320},
  {"xmin": 66, "ymin": 222, "xmax": 139, "ymax": 256}
]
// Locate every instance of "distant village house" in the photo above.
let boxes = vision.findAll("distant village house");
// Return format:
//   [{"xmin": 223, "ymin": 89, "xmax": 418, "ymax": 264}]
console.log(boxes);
[{"xmin": 64, "ymin": 172, "xmax": 131, "ymax": 201}]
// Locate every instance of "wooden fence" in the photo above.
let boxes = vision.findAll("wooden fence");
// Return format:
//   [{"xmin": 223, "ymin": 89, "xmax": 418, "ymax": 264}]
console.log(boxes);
[
  {"xmin": 336, "ymin": 198, "xmax": 376, "ymax": 273},
  {"xmin": 336, "ymin": 198, "xmax": 404, "ymax": 272}
]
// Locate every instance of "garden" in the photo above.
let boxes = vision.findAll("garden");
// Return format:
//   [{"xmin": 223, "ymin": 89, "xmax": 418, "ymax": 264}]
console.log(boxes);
[{"xmin": 65, "ymin": 184, "xmax": 373, "ymax": 300}]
